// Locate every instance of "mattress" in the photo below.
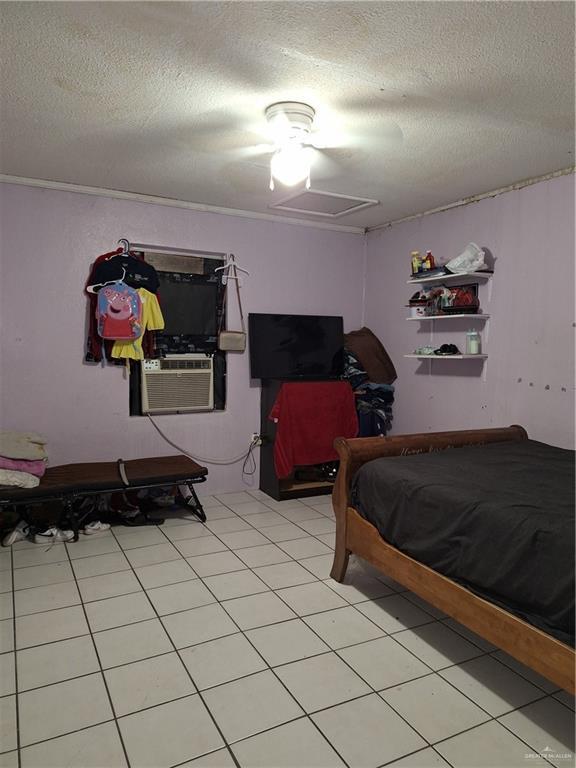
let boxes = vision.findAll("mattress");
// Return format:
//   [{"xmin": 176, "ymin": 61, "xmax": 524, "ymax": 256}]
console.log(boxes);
[{"xmin": 351, "ymin": 439, "xmax": 575, "ymax": 645}]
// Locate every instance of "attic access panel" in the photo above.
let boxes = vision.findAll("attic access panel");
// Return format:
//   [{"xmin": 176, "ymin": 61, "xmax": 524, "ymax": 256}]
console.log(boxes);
[{"xmin": 270, "ymin": 189, "xmax": 379, "ymax": 218}]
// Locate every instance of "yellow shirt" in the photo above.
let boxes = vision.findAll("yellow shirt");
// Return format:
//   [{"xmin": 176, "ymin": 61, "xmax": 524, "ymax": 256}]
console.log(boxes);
[{"xmin": 111, "ymin": 288, "xmax": 164, "ymax": 361}]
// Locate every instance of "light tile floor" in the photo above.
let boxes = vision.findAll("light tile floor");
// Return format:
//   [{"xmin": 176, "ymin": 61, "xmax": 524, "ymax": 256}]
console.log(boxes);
[{"xmin": 1, "ymin": 490, "xmax": 574, "ymax": 768}]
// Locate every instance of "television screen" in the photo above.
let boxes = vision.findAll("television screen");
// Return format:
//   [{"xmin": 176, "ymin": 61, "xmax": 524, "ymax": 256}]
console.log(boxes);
[
  {"xmin": 158, "ymin": 275, "xmax": 218, "ymax": 336},
  {"xmin": 249, "ymin": 313, "xmax": 344, "ymax": 380}
]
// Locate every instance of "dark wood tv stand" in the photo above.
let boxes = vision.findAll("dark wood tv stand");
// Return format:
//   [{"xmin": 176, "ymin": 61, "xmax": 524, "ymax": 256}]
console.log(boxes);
[{"xmin": 258, "ymin": 379, "xmax": 335, "ymax": 501}]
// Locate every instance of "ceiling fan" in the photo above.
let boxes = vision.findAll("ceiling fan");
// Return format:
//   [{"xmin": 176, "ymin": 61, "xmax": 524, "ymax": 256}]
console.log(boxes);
[{"xmin": 187, "ymin": 99, "xmax": 404, "ymax": 192}]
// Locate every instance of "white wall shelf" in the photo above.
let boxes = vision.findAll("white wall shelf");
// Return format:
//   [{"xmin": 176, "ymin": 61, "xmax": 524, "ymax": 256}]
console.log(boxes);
[
  {"xmin": 407, "ymin": 271, "xmax": 493, "ymax": 286},
  {"xmin": 404, "ymin": 354, "xmax": 488, "ymax": 360},
  {"xmin": 405, "ymin": 270, "xmax": 492, "ymax": 372},
  {"xmin": 406, "ymin": 313, "xmax": 490, "ymax": 321}
]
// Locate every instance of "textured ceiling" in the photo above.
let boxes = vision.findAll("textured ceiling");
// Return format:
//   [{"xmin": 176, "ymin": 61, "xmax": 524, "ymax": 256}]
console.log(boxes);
[{"xmin": 0, "ymin": 1, "xmax": 574, "ymax": 229}]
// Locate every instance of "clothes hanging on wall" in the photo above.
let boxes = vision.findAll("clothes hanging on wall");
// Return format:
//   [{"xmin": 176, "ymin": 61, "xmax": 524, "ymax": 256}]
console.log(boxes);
[
  {"xmin": 111, "ymin": 288, "xmax": 165, "ymax": 361},
  {"xmin": 88, "ymin": 252, "xmax": 160, "ymax": 293},
  {"xmin": 84, "ymin": 248, "xmax": 161, "ymax": 363},
  {"xmin": 269, "ymin": 381, "xmax": 358, "ymax": 479}
]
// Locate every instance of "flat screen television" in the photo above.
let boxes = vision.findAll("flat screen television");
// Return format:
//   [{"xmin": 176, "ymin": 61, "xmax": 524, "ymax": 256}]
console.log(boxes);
[
  {"xmin": 158, "ymin": 275, "xmax": 218, "ymax": 336},
  {"xmin": 249, "ymin": 313, "xmax": 344, "ymax": 380}
]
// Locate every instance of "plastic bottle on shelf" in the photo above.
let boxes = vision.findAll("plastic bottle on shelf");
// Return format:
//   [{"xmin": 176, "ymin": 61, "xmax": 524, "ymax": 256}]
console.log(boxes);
[
  {"xmin": 411, "ymin": 251, "xmax": 422, "ymax": 275},
  {"xmin": 424, "ymin": 250, "xmax": 436, "ymax": 270},
  {"xmin": 466, "ymin": 330, "xmax": 481, "ymax": 355}
]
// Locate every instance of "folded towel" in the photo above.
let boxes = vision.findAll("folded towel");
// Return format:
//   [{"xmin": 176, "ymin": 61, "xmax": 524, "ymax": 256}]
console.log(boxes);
[
  {"xmin": 0, "ymin": 469, "xmax": 40, "ymax": 489},
  {"xmin": 0, "ymin": 431, "xmax": 47, "ymax": 461},
  {"xmin": 0, "ymin": 456, "xmax": 47, "ymax": 478}
]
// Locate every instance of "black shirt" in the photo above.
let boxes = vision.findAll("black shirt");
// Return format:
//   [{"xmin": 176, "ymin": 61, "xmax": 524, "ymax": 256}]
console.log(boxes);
[{"xmin": 89, "ymin": 255, "xmax": 159, "ymax": 293}]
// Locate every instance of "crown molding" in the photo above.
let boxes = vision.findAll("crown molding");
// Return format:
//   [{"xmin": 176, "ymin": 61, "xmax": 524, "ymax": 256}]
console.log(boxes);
[
  {"xmin": 0, "ymin": 175, "xmax": 366, "ymax": 235},
  {"xmin": 367, "ymin": 166, "xmax": 575, "ymax": 232}
]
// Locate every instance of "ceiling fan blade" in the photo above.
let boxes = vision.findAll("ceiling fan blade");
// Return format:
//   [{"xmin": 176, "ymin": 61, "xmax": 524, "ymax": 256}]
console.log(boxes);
[
  {"xmin": 308, "ymin": 130, "xmax": 347, "ymax": 150},
  {"xmin": 310, "ymin": 149, "xmax": 342, "ymax": 180},
  {"xmin": 227, "ymin": 144, "xmax": 274, "ymax": 160},
  {"xmin": 187, "ymin": 127, "xmax": 269, "ymax": 154}
]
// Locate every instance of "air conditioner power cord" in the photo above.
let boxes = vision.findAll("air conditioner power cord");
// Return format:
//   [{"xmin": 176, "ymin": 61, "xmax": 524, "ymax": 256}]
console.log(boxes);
[{"xmin": 146, "ymin": 414, "xmax": 258, "ymax": 476}]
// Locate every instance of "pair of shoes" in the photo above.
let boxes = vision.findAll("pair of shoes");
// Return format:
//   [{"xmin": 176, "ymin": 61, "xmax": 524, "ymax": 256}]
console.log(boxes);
[
  {"xmin": 82, "ymin": 521, "xmax": 111, "ymax": 535},
  {"xmin": 34, "ymin": 527, "xmax": 74, "ymax": 544},
  {"xmin": 2, "ymin": 520, "xmax": 30, "ymax": 546},
  {"xmin": 434, "ymin": 344, "xmax": 460, "ymax": 355}
]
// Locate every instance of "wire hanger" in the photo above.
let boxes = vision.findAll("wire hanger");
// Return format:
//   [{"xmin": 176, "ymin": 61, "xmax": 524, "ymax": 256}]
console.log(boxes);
[{"xmin": 214, "ymin": 253, "xmax": 250, "ymax": 285}]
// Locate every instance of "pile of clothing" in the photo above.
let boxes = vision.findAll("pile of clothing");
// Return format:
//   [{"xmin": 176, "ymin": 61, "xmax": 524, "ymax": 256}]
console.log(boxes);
[
  {"xmin": 343, "ymin": 327, "xmax": 396, "ymax": 437},
  {"xmin": 0, "ymin": 431, "xmax": 47, "ymax": 489},
  {"xmin": 0, "ymin": 431, "xmax": 113, "ymax": 545}
]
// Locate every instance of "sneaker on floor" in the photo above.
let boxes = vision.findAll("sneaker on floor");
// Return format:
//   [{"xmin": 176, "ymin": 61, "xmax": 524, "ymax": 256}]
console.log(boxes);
[
  {"xmin": 2, "ymin": 519, "xmax": 30, "ymax": 546},
  {"xmin": 82, "ymin": 521, "xmax": 111, "ymax": 535},
  {"xmin": 34, "ymin": 527, "xmax": 74, "ymax": 544}
]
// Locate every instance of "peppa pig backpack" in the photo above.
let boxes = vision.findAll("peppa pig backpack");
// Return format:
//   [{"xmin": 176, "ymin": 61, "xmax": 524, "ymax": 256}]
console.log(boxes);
[{"xmin": 97, "ymin": 281, "xmax": 142, "ymax": 340}]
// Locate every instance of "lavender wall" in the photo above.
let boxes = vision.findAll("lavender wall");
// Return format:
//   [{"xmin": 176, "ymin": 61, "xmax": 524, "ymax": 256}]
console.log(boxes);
[
  {"xmin": 1, "ymin": 174, "xmax": 573, "ymax": 495},
  {"xmin": 0, "ymin": 183, "xmax": 365, "ymax": 491},
  {"xmin": 365, "ymin": 174, "xmax": 575, "ymax": 449}
]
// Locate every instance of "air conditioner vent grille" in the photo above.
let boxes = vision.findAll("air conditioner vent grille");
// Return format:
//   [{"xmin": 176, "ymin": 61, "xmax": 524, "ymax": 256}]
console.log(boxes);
[
  {"xmin": 160, "ymin": 359, "xmax": 211, "ymax": 370},
  {"xmin": 141, "ymin": 354, "xmax": 214, "ymax": 413}
]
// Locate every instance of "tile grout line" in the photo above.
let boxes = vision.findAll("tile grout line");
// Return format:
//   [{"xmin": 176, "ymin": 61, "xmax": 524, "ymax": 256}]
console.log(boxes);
[
  {"xmin": 56, "ymin": 535, "xmax": 133, "ymax": 768},
  {"xmin": 487, "ymin": 652, "xmax": 564, "ymax": 696},
  {"xmin": 377, "ymin": 743, "xmax": 456, "ymax": 768},
  {"xmin": 11, "ymin": 719, "xmax": 119, "ymax": 753},
  {"xmin": 9, "ymin": 543, "xmax": 22, "ymax": 768}
]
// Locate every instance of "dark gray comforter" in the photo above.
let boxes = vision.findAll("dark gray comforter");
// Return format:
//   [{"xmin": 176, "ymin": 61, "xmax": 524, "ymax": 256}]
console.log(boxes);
[{"xmin": 351, "ymin": 439, "xmax": 575, "ymax": 645}]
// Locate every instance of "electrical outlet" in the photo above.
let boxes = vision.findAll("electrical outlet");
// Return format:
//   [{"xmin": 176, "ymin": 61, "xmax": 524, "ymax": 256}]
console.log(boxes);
[{"xmin": 251, "ymin": 433, "xmax": 263, "ymax": 446}]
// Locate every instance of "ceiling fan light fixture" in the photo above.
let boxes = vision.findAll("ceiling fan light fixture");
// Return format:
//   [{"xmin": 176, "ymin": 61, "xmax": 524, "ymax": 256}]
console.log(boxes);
[
  {"xmin": 270, "ymin": 144, "xmax": 313, "ymax": 190},
  {"xmin": 265, "ymin": 102, "xmax": 316, "ymax": 190}
]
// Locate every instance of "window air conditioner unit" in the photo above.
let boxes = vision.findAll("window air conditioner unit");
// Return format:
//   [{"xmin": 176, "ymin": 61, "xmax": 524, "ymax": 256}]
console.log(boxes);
[{"xmin": 141, "ymin": 354, "xmax": 214, "ymax": 414}]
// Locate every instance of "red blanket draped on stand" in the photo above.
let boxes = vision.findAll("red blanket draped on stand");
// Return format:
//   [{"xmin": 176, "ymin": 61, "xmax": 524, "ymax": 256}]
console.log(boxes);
[{"xmin": 269, "ymin": 381, "xmax": 359, "ymax": 479}]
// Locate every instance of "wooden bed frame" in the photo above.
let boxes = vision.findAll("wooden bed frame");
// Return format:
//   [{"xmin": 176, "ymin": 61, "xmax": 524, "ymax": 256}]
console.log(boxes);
[{"xmin": 330, "ymin": 425, "xmax": 575, "ymax": 693}]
